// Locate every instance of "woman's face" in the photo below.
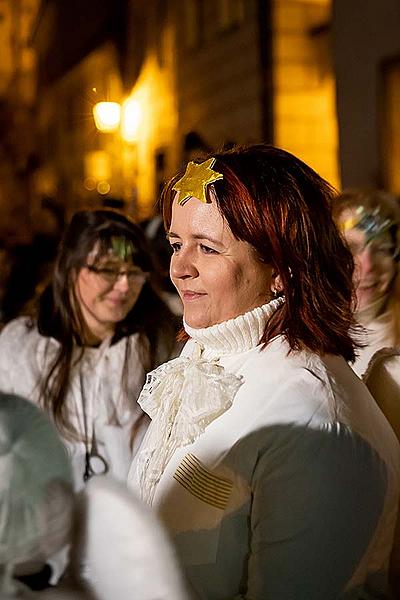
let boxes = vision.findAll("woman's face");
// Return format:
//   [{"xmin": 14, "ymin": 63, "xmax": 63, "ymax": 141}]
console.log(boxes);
[
  {"xmin": 169, "ymin": 194, "xmax": 273, "ymax": 329},
  {"xmin": 74, "ymin": 247, "xmax": 146, "ymax": 342},
  {"xmin": 340, "ymin": 209, "xmax": 397, "ymax": 311}
]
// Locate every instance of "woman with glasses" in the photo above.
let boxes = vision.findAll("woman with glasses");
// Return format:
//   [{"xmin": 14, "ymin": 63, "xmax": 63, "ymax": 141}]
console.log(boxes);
[
  {"xmin": 0, "ymin": 209, "xmax": 179, "ymax": 493},
  {"xmin": 0, "ymin": 209, "xmax": 178, "ymax": 588}
]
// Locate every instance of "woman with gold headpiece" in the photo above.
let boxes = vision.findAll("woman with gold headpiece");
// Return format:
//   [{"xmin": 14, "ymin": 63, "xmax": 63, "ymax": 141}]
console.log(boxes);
[
  {"xmin": 128, "ymin": 145, "xmax": 400, "ymax": 599},
  {"xmin": 0, "ymin": 209, "xmax": 179, "ymax": 583},
  {"xmin": 334, "ymin": 190, "xmax": 400, "ymax": 596},
  {"xmin": 333, "ymin": 190, "xmax": 400, "ymax": 441},
  {"xmin": 333, "ymin": 189, "xmax": 400, "ymax": 377}
]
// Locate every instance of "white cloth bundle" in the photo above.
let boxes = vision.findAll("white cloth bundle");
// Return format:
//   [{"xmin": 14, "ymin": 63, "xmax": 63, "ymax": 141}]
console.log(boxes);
[
  {"xmin": 78, "ymin": 477, "xmax": 189, "ymax": 600},
  {"xmin": 0, "ymin": 394, "xmax": 74, "ymax": 597}
]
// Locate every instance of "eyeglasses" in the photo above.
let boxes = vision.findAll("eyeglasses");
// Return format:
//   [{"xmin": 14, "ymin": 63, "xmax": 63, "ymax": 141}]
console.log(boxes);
[
  {"xmin": 348, "ymin": 239, "xmax": 396, "ymax": 258},
  {"xmin": 85, "ymin": 264, "xmax": 148, "ymax": 285}
]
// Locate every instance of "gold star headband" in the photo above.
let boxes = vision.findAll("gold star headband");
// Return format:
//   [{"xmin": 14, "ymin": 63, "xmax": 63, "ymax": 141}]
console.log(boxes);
[
  {"xmin": 340, "ymin": 206, "xmax": 393, "ymax": 243},
  {"xmin": 172, "ymin": 157, "xmax": 223, "ymax": 205}
]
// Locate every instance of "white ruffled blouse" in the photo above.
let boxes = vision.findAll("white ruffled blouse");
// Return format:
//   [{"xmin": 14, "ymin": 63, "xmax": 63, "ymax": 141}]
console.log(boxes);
[{"xmin": 133, "ymin": 297, "xmax": 285, "ymax": 505}]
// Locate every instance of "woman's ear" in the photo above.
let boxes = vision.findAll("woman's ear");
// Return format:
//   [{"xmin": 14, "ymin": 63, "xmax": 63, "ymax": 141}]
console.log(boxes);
[{"xmin": 271, "ymin": 271, "xmax": 284, "ymax": 296}]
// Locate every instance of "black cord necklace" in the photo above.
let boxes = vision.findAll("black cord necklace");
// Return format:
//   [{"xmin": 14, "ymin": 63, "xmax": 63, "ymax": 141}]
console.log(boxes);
[{"xmin": 79, "ymin": 371, "xmax": 109, "ymax": 482}]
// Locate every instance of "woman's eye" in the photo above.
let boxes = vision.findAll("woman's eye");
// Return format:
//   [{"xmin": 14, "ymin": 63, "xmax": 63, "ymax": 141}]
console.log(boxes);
[
  {"xmin": 200, "ymin": 244, "xmax": 217, "ymax": 254},
  {"xmin": 374, "ymin": 245, "xmax": 393, "ymax": 256},
  {"xmin": 170, "ymin": 242, "xmax": 181, "ymax": 252},
  {"xmin": 100, "ymin": 268, "xmax": 116, "ymax": 276}
]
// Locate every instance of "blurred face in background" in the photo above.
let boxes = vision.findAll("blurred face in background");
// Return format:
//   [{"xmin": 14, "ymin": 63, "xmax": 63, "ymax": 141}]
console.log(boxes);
[
  {"xmin": 75, "ymin": 242, "xmax": 147, "ymax": 342},
  {"xmin": 340, "ymin": 208, "xmax": 397, "ymax": 311}
]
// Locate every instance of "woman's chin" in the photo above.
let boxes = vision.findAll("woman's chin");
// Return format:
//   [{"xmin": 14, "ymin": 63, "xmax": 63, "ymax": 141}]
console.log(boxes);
[
  {"xmin": 356, "ymin": 287, "xmax": 381, "ymax": 311},
  {"xmin": 184, "ymin": 311, "xmax": 211, "ymax": 329}
]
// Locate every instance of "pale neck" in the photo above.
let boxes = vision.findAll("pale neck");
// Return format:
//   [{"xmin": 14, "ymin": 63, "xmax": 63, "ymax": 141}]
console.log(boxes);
[{"xmin": 79, "ymin": 309, "xmax": 115, "ymax": 346}]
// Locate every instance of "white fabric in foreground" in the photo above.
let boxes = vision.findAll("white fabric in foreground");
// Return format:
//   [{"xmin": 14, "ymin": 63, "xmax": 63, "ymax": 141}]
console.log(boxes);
[
  {"xmin": 0, "ymin": 394, "xmax": 74, "ymax": 597},
  {"xmin": 79, "ymin": 477, "xmax": 188, "ymax": 600}
]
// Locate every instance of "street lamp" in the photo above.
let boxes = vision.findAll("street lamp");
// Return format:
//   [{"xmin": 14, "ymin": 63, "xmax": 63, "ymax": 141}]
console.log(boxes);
[
  {"xmin": 92, "ymin": 102, "xmax": 121, "ymax": 132},
  {"xmin": 92, "ymin": 98, "xmax": 141, "ymax": 141}
]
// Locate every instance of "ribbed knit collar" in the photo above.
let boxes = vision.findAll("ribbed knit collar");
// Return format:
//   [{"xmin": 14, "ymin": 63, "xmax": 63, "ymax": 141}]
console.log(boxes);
[{"xmin": 183, "ymin": 296, "xmax": 285, "ymax": 358}]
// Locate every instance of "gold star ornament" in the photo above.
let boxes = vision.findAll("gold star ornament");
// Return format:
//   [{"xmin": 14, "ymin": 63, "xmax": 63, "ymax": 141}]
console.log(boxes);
[{"xmin": 173, "ymin": 158, "xmax": 224, "ymax": 205}]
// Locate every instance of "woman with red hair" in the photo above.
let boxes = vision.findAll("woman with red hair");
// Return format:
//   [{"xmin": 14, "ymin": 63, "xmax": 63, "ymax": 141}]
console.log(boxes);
[{"xmin": 128, "ymin": 145, "xmax": 400, "ymax": 599}]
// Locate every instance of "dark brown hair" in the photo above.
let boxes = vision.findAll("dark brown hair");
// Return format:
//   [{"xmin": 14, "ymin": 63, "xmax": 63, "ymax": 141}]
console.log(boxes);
[
  {"xmin": 33, "ymin": 209, "xmax": 178, "ymax": 439},
  {"xmin": 161, "ymin": 144, "xmax": 358, "ymax": 361}
]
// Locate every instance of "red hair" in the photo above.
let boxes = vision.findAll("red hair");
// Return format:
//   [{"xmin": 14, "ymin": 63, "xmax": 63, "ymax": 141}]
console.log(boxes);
[{"xmin": 161, "ymin": 144, "xmax": 358, "ymax": 361}]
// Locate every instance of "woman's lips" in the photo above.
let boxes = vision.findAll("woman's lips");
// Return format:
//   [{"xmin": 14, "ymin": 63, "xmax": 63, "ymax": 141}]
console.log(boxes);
[
  {"xmin": 181, "ymin": 290, "xmax": 206, "ymax": 301},
  {"xmin": 106, "ymin": 296, "xmax": 128, "ymax": 306},
  {"xmin": 358, "ymin": 283, "xmax": 378, "ymax": 291}
]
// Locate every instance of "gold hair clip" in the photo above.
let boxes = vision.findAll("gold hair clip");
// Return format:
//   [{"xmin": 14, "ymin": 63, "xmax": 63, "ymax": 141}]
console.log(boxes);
[
  {"xmin": 340, "ymin": 216, "xmax": 358, "ymax": 233},
  {"xmin": 173, "ymin": 158, "xmax": 223, "ymax": 205}
]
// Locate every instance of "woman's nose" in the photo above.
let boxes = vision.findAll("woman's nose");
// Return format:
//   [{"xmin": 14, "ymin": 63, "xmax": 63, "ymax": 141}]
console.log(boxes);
[
  {"xmin": 358, "ymin": 246, "xmax": 375, "ymax": 276},
  {"xmin": 113, "ymin": 273, "xmax": 130, "ymax": 292},
  {"xmin": 170, "ymin": 251, "xmax": 198, "ymax": 279}
]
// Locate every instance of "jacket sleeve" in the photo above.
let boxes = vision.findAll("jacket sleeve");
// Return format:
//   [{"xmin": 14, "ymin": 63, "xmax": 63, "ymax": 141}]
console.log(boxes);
[
  {"xmin": 364, "ymin": 349, "xmax": 400, "ymax": 443},
  {"xmin": 364, "ymin": 349, "xmax": 400, "ymax": 596},
  {"xmin": 244, "ymin": 422, "xmax": 388, "ymax": 600},
  {"xmin": 0, "ymin": 318, "xmax": 38, "ymax": 396}
]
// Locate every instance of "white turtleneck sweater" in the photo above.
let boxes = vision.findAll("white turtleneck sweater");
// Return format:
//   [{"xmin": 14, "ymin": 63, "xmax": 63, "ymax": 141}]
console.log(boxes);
[{"xmin": 128, "ymin": 300, "xmax": 400, "ymax": 600}]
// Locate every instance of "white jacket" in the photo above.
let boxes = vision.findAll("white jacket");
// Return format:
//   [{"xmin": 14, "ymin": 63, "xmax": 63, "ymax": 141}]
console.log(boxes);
[
  {"xmin": 0, "ymin": 317, "xmax": 148, "ymax": 491},
  {"xmin": 129, "ymin": 300, "xmax": 400, "ymax": 600}
]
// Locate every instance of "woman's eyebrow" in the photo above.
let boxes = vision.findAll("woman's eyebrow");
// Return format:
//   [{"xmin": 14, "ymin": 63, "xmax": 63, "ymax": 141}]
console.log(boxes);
[
  {"xmin": 167, "ymin": 231, "xmax": 223, "ymax": 247},
  {"xmin": 166, "ymin": 230, "xmax": 180, "ymax": 239}
]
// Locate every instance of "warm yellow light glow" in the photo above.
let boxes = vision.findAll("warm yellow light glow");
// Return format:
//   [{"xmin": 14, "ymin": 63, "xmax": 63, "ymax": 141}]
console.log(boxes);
[
  {"xmin": 84, "ymin": 177, "xmax": 97, "ymax": 191},
  {"xmin": 84, "ymin": 151, "xmax": 111, "ymax": 181},
  {"xmin": 93, "ymin": 102, "xmax": 121, "ymax": 132},
  {"xmin": 97, "ymin": 180, "xmax": 111, "ymax": 195},
  {"xmin": 121, "ymin": 98, "xmax": 142, "ymax": 142}
]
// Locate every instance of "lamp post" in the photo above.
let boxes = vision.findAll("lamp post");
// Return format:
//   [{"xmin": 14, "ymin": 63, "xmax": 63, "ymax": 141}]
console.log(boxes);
[{"xmin": 91, "ymin": 98, "xmax": 141, "ymax": 209}]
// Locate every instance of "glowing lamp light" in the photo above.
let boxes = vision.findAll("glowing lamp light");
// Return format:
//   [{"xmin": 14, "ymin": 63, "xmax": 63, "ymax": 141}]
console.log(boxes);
[
  {"xmin": 121, "ymin": 98, "xmax": 141, "ymax": 142},
  {"xmin": 93, "ymin": 102, "xmax": 121, "ymax": 132},
  {"xmin": 97, "ymin": 180, "xmax": 111, "ymax": 195}
]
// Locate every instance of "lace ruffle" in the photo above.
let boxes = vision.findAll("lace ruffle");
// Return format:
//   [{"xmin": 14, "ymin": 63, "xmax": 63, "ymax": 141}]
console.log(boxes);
[{"xmin": 135, "ymin": 356, "xmax": 243, "ymax": 505}]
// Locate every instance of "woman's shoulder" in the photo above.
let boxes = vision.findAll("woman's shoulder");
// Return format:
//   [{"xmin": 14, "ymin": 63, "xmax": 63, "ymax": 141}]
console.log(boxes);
[
  {"xmin": 364, "ymin": 346, "xmax": 400, "ymax": 382},
  {"xmin": 239, "ymin": 341, "xmax": 380, "ymax": 425},
  {"xmin": 0, "ymin": 316, "xmax": 39, "ymax": 347},
  {"xmin": 363, "ymin": 347, "xmax": 400, "ymax": 440},
  {"xmin": 0, "ymin": 316, "xmax": 58, "ymax": 369},
  {"xmin": 0, "ymin": 317, "xmax": 46, "ymax": 394},
  {"xmin": 242, "ymin": 336, "xmax": 332, "ymax": 380}
]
